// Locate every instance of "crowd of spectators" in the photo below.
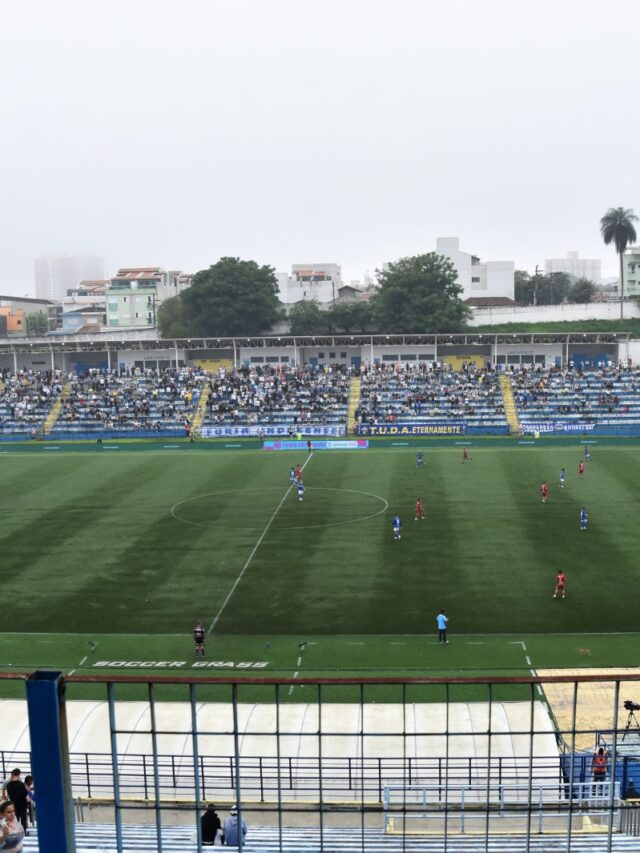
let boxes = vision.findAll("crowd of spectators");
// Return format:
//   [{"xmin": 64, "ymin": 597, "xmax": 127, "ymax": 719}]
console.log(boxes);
[
  {"xmin": 203, "ymin": 364, "xmax": 351, "ymax": 427},
  {"xmin": 57, "ymin": 368, "xmax": 205, "ymax": 433},
  {"xmin": 0, "ymin": 369, "xmax": 62, "ymax": 431},
  {"xmin": 512, "ymin": 364, "xmax": 640, "ymax": 421},
  {"xmin": 3, "ymin": 362, "xmax": 640, "ymax": 437},
  {"xmin": 355, "ymin": 362, "xmax": 505, "ymax": 425}
]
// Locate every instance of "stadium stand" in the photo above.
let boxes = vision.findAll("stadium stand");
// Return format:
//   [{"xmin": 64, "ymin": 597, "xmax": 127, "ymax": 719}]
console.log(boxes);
[
  {"xmin": 19, "ymin": 823, "xmax": 640, "ymax": 852},
  {"xmin": 512, "ymin": 366, "xmax": 640, "ymax": 434},
  {"xmin": 201, "ymin": 364, "xmax": 351, "ymax": 429},
  {"xmin": 354, "ymin": 363, "xmax": 508, "ymax": 434},
  {"xmin": 0, "ymin": 369, "xmax": 63, "ymax": 438},
  {"xmin": 49, "ymin": 368, "xmax": 206, "ymax": 438}
]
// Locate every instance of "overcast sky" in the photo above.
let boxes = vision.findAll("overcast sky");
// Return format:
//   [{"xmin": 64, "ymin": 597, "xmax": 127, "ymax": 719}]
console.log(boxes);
[{"xmin": 1, "ymin": 0, "xmax": 638, "ymax": 294}]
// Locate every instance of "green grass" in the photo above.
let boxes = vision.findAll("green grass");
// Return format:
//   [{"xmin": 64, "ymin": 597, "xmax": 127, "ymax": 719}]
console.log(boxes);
[
  {"xmin": 1, "ymin": 444, "xmax": 639, "ymax": 687},
  {"xmin": 472, "ymin": 318, "xmax": 640, "ymax": 334}
]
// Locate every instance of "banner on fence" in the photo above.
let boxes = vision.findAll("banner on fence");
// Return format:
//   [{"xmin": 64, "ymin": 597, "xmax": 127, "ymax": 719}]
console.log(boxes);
[
  {"xmin": 521, "ymin": 422, "xmax": 596, "ymax": 434},
  {"xmin": 201, "ymin": 425, "xmax": 345, "ymax": 438},
  {"xmin": 263, "ymin": 439, "xmax": 368, "ymax": 450},
  {"xmin": 357, "ymin": 422, "xmax": 466, "ymax": 436}
]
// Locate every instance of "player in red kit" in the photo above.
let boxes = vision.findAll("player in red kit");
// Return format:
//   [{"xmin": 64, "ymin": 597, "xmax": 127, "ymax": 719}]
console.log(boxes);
[
  {"xmin": 415, "ymin": 498, "xmax": 424, "ymax": 521},
  {"xmin": 578, "ymin": 461, "xmax": 585, "ymax": 478},
  {"xmin": 540, "ymin": 481, "xmax": 549, "ymax": 503},
  {"xmin": 295, "ymin": 464, "xmax": 302, "ymax": 481},
  {"xmin": 553, "ymin": 571, "xmax": 566, "ymax": 599},
  {"xmin": 462, "ymin": 447, "xmax": 469, "ymax": 463}
]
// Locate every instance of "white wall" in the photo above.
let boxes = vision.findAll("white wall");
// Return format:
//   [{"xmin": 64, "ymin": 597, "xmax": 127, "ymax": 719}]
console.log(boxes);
[{"xmin": 468, "ymin": 300, "xmax": 640, "ymax": 326}]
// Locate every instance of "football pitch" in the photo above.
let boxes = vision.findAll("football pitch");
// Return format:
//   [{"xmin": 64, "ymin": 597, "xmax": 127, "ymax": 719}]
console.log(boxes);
[{"xmin": 1, "ymin": 442, "xmax": 640, "ymax": 693}]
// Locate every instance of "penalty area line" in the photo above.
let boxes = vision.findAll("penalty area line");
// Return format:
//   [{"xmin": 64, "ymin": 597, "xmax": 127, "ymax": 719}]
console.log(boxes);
[{"xmin": 208, "ymin": 453, "xmax": 314, "ymax": 635}]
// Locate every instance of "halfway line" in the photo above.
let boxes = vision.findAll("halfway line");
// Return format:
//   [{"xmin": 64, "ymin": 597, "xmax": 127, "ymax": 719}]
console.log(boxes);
[{"xmin": 208, "ymin": 453, "xmax": 313, "ymax": 634}]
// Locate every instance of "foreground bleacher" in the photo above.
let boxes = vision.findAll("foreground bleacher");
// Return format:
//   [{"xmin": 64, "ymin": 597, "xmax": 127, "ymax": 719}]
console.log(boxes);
[{"xmin": 21, "ymin": 823, "xmax": 640, "ymax": 852}]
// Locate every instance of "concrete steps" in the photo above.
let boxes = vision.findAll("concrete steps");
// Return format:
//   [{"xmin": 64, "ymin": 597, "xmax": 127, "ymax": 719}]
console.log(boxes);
[
  {"xmin": 22, "ymin": 823, "xmax": 640, "ymax": 852},
  {"xmin": 498, "ymin": 373, "xmax": 520, "ymax": 435},
  {"xmin": 347, "ymin": 375, "xmax": 362, "ymax": 433}
]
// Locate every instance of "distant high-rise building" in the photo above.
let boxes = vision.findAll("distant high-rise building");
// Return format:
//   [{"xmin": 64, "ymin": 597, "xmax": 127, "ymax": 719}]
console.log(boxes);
[
  {"xmin": 545, "ymin": 251, "xmax": 601, "ymax": 284},
  {"xmin": 34, "ymin": 253, "xmax": 105, "ymax": 301}
]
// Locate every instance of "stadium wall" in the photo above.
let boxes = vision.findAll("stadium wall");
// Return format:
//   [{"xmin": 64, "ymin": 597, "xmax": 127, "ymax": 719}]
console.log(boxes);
[{"xmin": 469, "ymin": 299, "xmax": 640, "ymax": 325}]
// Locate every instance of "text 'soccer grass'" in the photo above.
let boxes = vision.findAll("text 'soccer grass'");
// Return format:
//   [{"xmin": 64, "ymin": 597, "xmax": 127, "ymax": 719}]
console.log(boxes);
[{"xmin": 1, "ymin": 445, "xmax": 640, "ymax": 685}]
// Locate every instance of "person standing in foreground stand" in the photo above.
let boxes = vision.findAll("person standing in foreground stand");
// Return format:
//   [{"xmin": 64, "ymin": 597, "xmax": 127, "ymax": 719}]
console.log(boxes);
[{"xmin": 436, "ymin": 610, "xmax": 449, "ymax": 644}]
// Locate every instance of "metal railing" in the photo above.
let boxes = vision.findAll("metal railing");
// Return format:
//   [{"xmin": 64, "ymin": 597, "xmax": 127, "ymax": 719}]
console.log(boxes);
[{"xmin": 4, "ymin": 670, "xmax": 640, "ymax": 853}]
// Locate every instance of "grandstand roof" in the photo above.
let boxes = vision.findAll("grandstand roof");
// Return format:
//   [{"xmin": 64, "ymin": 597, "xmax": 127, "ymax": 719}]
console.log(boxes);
[{"xmin": 0, "ymin": 331, "xmax": 630, "ymax": 354}]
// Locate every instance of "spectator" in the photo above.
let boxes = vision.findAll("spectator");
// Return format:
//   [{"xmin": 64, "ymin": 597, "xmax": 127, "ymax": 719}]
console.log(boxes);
[
  {"xmin": 201, "ymin": 803, "xmax": 222, "ymax": 846},
  {"xmin": 23, "ymin": 778, "xmax": 34, "ymax": 830},
  {"xmin": 0, "ymin": 800, "xmax": 24, "ymax": 851},
  {"xmin": 592, "ymin": 746, "xmax": 608, "ymax": 789},
  {"xmin": 223, "ymin": 805, "xmax": 247, "ymax": 847},
  {"xmin": 5, "ymin": 770, "xmax": 28, "ymax": 833}
]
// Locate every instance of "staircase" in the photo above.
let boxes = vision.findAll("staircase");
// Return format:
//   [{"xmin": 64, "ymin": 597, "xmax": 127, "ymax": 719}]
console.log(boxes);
[
  {"xmin": 41, "ymin": 382, "xmax": 72, "ymax": 437},
  {"xmin": 347, "ymin": 375, "xmax": 362, "ymax": 434},
  {"xmin": 22, "ymin": 823, "xmax": 640, "ymax": 852},
  {"xmin": 499, "ymin": 373, "xmax": 521, "ymax": 435},
  {"xmin": 190, "ymin": 379, "xmax": 211, "ymax": 436}
]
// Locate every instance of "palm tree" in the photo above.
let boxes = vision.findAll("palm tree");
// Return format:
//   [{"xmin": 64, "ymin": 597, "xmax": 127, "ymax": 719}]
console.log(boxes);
[{"xmin": 600, "ymin": 207, "xmax": 638, "ymax": 320}]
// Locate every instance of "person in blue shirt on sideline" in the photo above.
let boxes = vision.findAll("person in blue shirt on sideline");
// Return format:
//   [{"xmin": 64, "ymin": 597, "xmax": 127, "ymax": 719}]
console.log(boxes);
[
  {"xmin": 436, "ymin": 610, "xmax": 449, "ymax": 644},
  {"xmin": 580, "ymin": 507, "xmax": 588, "ymax": 531},
  {"xmin": 392, "ymin": 514, "xmax": 402, "ymax": 540},
  {"xmin": 416, "ymin": 449, "xmax": 424, "ymax": 468}
]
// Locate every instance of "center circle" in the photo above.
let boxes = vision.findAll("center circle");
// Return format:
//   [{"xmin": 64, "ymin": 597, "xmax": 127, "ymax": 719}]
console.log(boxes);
[{"xmin": 170, "ymin": 487, "xmax": 389, "ymax": 531}]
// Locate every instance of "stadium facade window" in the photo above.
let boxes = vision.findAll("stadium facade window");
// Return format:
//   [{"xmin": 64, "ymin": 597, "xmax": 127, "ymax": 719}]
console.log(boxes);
[
  {"xmin": 340, "ymin": 352, "xmax": 347, "ymax": 358},
  {"xmin": 418, "ymin": 354, "xmax": 435, "ymax": 360},
  {"xmin": 507, "ymin": 355, "xmax": 520, "ymax": 364},
  {"xmin": 400, "ymin": 354, "xmax": 416, "ymax": 361},
  {"xmin": 330, "ymin": 352, "xmax": 336, "ymax": 359},
  {"xmin": 250, "ymin": 356, "xmax": 264, "ymax": 363},
  {"xmin": 496, "ymin": 355, "xmax": 506, "ymax": 364},
  {"xmin": 535, "ymin": 354, "xmax": 545, "ymax": 364},
  {"xmin": 382, "ymin": 354, "xmax": 399, "ymax": 361},
  {"xmin": 280, "ymin": 356, "xmax": 289, "ymax": 362},
  {"xmin": 265, "ymin": 356, "xmax": 279, "ymax": 363},
  {"xmin": 318, "ymin": 352, "xmax": 325, "ymax": 359}
]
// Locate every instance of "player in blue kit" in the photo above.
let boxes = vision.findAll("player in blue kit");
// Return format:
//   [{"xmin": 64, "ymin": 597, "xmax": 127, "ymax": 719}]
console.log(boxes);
[
  {"xmin": 584, "ymin": 446, "xmax": 592, "ymax": 461},
  {"xmin": 580, "ymin": 507, "xmax": 588, "ymax": 531},
  {"xmin": 297, "ymin": 480, "xmax": 305, "ymax": 501},
  {"xmin": 289, "ymin": 467, "xmax": 296, "ymax": 485},
  {"xmin": 392, "ymin": 514, "xmax": 402, "ymax": 540},
  {"xmin": 416, "ymin": 450, "xmax": 424, "ymax": 467},
  {"xmin": 559, "ymin": 468, "xmax": 566, "ymax": 488}
]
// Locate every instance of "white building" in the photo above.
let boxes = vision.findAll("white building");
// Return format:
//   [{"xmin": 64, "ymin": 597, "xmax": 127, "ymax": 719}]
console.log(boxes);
[
  {"xmin": 620, "ymin": 247, "xmax": 640, "ymax": 299},
  {"xmin": 34, "ymin": 253, "xmax": 105, "ymax": 301},
  {"xmin": 106, "ymin": 267, "xmax": 192, "ymax": 328},
  {"xmin": 435, "ymin": 238, "xmax": 514, "ymax": 302},
  {"xmin": 545, "ymin": 251, "xmax": 601, "ymax": 284},
  {"xmin": 278, "ymin": 264, "xmax": 342, "ymax": 305}
]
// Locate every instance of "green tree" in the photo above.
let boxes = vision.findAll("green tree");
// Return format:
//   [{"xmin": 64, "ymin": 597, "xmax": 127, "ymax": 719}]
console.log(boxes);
[
  {"xmin": 538, "ymin": 272, "xmax": 572, "ymax": 305},
  {"xmin": 600, "ymin": 206, "xmax": 638, "ymax": 320},
  {"xmin": 567, "ymin": 278, "xmax": 597, "ymax": 304},
  {"xmin": 25, "ymin": 310, "xmax": 49, "ymax": 336},
  {"xmin": 327, "ymin": 301, "xmax": 372, "ymax": 333},
  {"xmin": 157, "ymin": 295, "xmax": 190, "ymax": 338},
  {"xmin": 288, "ymin": 300, "xmax": 331, "ymax": 335},
  {"xmin": 370, "ymin": 253, "xmax": 470, "ymax": 333},
  {"xmin": 514, "ymin": 270, "xmax": 535, "ymax": 305},
  {"xmin": 163, "ymin": 257, "xmax": 281, "ymax": 337}
]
